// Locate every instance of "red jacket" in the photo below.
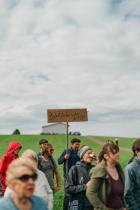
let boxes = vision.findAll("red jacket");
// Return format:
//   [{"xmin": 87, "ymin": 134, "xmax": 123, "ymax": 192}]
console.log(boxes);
[{"xmin": 0, "ymin": 141, "xmax": 22, "ymax": 193}]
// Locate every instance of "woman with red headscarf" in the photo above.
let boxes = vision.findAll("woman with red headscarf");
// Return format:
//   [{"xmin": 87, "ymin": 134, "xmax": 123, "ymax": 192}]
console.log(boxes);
[{"xmin": 0, "ymin": 140, "xmax": 22, "ymax": 194}]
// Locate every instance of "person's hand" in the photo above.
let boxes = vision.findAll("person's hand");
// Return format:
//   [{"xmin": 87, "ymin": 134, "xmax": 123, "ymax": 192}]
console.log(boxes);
[
  {"xmin": 86, "ymin": 181, "xmax": 91, "ymax": 187},
  {"xmin": 55, "ymin": 185, "xmax": 60, "ymax": 192},
  {"xmin": 65, "ymin": 153, "xmax": 70, "ymax": 160},
  {"xmin": 92, "ymin": 152, "xmax": 97, "ymax": 160}
]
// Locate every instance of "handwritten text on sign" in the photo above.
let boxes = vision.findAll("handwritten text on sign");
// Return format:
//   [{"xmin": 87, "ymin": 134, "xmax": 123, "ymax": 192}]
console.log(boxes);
[{"xmin": 48, "ymin": 108, "xmax": 88, "ymax": 122}]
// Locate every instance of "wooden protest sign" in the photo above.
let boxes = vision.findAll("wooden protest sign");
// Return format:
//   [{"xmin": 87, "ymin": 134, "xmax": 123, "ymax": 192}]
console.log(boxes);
[
  {"xmin": 47, "ymin": 108, "xmax": 88, "ymax": 175},
  {"xmin": 47, "ymin": 108, "xmax": 88, "ymax": 123}
]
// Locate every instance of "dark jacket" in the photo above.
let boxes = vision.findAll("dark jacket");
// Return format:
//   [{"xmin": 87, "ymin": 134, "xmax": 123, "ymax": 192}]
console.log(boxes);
[
  {"xmin": 58, "ymin": 148, "xmax": 80, "ymax": 177},
  {"xmin": 124, "ymin": 157, "xmax": 140, "ymax": 210},
  {"xmin": 86, "ymin": 161, "xmax": 125, "ymax": 210},
  {"xmin": 65, "ymin": 161, "xmax": 94, "ymax": 210},
  {"xmin": 0, "ymin": 141, "xmax": 22, "ymax": 193}
]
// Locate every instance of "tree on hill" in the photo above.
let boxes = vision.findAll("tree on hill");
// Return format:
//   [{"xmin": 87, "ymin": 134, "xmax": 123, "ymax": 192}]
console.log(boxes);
[{"xmin": 12, "ymin": 129, "xmax": 21, "ymax": 135}]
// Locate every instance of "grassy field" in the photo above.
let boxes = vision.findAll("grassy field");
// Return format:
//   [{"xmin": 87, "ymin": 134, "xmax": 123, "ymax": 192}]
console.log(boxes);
[
  {"xmin": 95, "ymin": 136, "xmax": 136, "ymax": 148},
  {"xmin": 0, "ymin": 134, "xmax": 135, "ymax": 210}
]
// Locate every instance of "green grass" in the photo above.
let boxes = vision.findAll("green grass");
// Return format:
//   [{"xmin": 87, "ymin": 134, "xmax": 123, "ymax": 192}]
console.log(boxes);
[
  {"xmin": 95, "ymin": 135, "xmax": 135, "ymax": 148},
  {"xmin": 0, "ymin": 134, "xmax": 134, "ymax": 210}
]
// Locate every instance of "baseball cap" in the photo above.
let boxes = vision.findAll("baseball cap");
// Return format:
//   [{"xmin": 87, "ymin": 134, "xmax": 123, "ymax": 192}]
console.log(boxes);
[{"xmin": 38, "ymin": 139, "xmax": 48, "ymax": 145}]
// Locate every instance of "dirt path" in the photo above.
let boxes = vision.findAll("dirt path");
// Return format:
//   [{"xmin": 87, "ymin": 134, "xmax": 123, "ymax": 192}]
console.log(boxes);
[{"xmin": 86, "ymin": 136, "xmax": 132, "ymax": 153}]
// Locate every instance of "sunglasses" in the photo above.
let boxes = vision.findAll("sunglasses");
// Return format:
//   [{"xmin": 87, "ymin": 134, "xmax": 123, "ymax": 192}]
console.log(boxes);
[
  {"xmin": 50, "ymin": 149, "xmax": 54, "ymax": 152},
  {"xmin": 16, "ymin": 173, "xmax": 38, "ymax": 182}
]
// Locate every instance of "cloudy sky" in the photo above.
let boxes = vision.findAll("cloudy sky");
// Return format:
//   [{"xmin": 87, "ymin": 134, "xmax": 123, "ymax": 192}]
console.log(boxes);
[{"xmin": 0, "ymin": 0, "xmax": 140, "ymax": 137}]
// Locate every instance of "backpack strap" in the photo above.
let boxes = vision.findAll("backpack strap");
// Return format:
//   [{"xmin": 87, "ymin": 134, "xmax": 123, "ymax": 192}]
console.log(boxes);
[
  {"xmin": 72, "ymin": 166, "xmax": 79, "ymax": 185},
  {"xmin": 50, "ymin": 157, "xmax": 56, "ymax": 178}
]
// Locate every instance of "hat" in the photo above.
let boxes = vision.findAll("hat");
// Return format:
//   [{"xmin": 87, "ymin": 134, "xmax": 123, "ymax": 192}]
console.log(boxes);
[
  {"xmin": 71, "ymin": 138, "xmax": 81, "ymax": 144},
  {"xmin": 39, "ymin": 139, "xmax": 48, "ymax": 145},
  {"xmin": 78, "ymin": 145, "xmax": 90, "ymax": 159}
]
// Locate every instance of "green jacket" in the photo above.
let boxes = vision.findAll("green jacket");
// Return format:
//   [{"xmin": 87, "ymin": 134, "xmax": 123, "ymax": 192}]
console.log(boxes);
[{"xmin": 86, "ymin": 161, "xmax": 125, "ymax": 210}]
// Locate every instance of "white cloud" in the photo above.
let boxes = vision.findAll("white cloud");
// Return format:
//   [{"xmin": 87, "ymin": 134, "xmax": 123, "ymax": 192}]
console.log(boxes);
[{"xmin": 0, "ymin": 0, "xmax": 140, "ymax": 137}]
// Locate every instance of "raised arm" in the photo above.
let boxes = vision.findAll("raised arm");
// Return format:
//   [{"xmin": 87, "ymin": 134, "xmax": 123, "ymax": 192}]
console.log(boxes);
[{"xmin": 57, "ymin": 150, "xmax": 66, "ymax": 164}]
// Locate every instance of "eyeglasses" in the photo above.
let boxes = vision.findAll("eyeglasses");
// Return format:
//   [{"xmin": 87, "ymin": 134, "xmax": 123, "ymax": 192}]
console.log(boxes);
[{"xmin": 16, "ymin": 173, "xmax": 38, "ymax": 182}]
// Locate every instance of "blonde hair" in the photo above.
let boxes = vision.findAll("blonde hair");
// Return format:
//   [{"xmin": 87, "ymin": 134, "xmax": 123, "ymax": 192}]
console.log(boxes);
[
  {"xmin": 6, "ymin": 157, "xmax": 37, "ymax": 184},
  {"xmin": 22, "ymin": 149, "xmax": 38, "ymax": 163}
]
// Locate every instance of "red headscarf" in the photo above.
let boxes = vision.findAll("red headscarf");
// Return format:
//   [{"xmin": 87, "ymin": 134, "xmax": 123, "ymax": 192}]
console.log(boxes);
[{"xmin": 0, "ymin": 141, "xmax": 22, "ymax": 193}]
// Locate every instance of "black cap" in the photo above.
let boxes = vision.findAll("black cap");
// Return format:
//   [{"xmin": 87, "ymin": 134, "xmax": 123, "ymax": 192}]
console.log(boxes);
[
  {"xmin": 71, "ymin": 138, "xmax": 81, "ymax": 144},
  {"xmin": 39, "ymin": 139, "xmax": 48, "ymax": 145}
]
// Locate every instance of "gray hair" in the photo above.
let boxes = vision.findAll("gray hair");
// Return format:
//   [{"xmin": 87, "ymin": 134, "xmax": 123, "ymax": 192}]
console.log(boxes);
[
  {"xmin": 6, "ymin": 157, "xmax": 37, "ymax": 184},
  {"xmin": 21, "ymin": 149, "xmax": 38, "ymax": 163}
]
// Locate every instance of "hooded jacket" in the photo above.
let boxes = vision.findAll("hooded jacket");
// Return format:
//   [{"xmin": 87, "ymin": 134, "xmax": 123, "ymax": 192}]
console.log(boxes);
[{"xmin": 0, "ymin": 141, "xmax": 22, "ymax": 193}]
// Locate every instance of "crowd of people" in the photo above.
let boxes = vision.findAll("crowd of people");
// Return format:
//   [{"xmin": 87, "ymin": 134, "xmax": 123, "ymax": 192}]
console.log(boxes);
[{"xmin": 0, "ymin": 137, "xmax": 140, "ymax": 210}]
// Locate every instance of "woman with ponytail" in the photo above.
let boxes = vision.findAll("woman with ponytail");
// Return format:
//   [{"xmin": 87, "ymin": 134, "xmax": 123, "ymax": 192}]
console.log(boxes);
[{"xmin": 86, "ymin": 143, "xmax": 126, "ymax": 210}]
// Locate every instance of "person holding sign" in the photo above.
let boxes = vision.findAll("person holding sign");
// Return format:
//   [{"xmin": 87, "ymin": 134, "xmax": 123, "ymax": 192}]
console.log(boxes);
[{"xmin": 58, "ymin": 138, "xmax": 81, "ymax": 210}]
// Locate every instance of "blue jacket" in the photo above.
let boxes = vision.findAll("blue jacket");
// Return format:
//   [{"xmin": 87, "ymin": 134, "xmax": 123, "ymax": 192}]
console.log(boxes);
[
  {"xmin": 124, "ymin": 157, "xmax": 140, "ymax": 210},
  {"xmin": 0, "ymin": 195, "xmax": 48, "ymax": 210},
  {"xmin": 57, "ymin": 148, "xmax": 80, "ymax": 177}
]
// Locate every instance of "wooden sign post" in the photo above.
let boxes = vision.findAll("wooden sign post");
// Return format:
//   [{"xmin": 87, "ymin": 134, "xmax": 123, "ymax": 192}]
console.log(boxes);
[{"xmin": 47, "ymin": 108, "xmax": 88, "ymax": 174}]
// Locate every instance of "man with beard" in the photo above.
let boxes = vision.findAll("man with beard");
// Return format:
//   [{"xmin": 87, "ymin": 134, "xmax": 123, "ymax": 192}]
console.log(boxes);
[
  {"xmin": 37, "ymin": 139, "xmax": 49, "ymax": 158},
  {"xmin": 38, "ymin": 143, "xmax": 60, "ymax": 193},
  {"xmin": 58, "ymin": 138, "xmax": 81, "ymax": 210}
]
